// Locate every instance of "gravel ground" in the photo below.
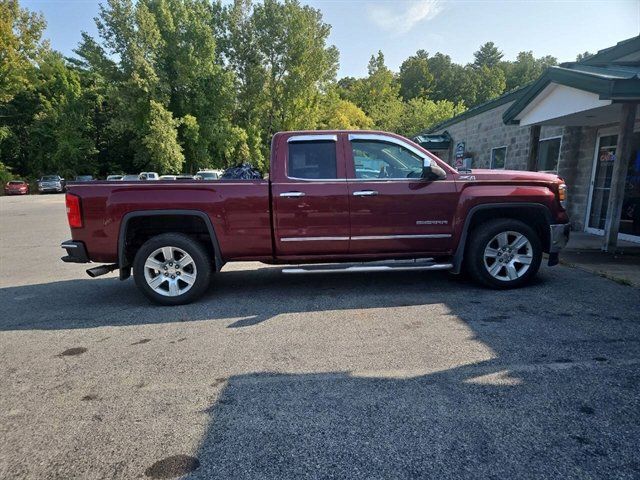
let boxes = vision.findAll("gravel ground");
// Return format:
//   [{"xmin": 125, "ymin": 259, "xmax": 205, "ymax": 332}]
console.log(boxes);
[{"xmin": 1, "ymin": 194, "xmax": 639, "ymax": 479}]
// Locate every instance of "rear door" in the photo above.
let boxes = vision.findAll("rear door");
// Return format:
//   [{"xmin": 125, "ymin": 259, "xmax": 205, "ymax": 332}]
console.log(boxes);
[
  {"xmin": 271, "ymin": 133, "xmax": 350, "ymax": 257},
  {"xmin": 346, "ymin": 133, "xmax": 458, "ymax": 254}
]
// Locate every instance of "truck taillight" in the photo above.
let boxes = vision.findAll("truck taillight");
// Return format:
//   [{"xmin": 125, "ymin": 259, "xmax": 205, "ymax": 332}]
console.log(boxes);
[{"xmin": 66, "ymin": 193, "xmax": 83, "ymax": 228}]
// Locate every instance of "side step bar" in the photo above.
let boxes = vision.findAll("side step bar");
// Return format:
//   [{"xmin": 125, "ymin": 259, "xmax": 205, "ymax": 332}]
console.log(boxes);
[{"xmin": 282, "ymin": 258, "xmax": 453, "ymax": 274}]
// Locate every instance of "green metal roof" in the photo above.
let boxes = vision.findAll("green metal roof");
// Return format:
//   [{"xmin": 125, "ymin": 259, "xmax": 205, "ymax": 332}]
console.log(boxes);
[
  {"xmin": 420, "ymin": 84, "xmax": 530, "ymax": 134},
  {"xmin": 503, "ymin": 35, "xmax": 640, "ymax": 125}
]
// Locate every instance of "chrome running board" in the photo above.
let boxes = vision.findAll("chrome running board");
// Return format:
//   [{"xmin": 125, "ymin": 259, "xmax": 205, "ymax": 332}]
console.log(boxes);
[{"xmin": 282, "ymin": 258, "xmax": 453, "ymax": 274}]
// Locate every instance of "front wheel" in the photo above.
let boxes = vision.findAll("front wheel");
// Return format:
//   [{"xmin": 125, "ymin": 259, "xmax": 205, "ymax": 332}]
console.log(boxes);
[
  {"xmin": 466, "ymin": 219, "xmax": 542, "ymax": 289},
  {"xmin": 133, "ymin": 233, "xmax": 212, "ymax": 305}
]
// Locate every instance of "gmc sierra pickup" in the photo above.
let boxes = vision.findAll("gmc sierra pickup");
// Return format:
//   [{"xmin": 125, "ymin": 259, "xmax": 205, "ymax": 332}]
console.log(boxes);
[{"xmin": 61, "ymin": 130, "xmax": 570, "ymax": 305}]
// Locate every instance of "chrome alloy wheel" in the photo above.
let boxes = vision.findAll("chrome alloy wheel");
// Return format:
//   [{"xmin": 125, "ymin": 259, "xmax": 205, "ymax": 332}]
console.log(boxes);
[
  {"xmin": 483, "ymin": 231, "xmax": 533, "ymax": 282},
  {"xmin": 143, "ymin": 246, "xmax": 197, "ymax": 297}
]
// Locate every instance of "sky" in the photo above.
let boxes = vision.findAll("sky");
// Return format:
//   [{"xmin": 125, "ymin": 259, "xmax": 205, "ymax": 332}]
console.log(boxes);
[{"xmin": 23, "ymin": 0, "xmax": 640, "ymax": 78}]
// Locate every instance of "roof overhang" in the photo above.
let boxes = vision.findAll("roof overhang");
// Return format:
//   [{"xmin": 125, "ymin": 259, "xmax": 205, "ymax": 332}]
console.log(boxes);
[
  {"xmin": 503, "ymin": 66, "xmax": 640, "ymax": 126},
  {"xmin": 513, "ymin": 83, "xmax": 612, "ymax": 126}
]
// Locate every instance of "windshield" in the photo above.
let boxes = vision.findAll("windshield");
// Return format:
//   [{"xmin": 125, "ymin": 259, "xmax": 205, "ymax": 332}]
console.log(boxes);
[
  {"xmin": 9, "ymin": 181, "xmax": 25, "ymax": 185},
  {"xmin": 41, "ymin": 176, "xmax": 59, "ymax": 181}
]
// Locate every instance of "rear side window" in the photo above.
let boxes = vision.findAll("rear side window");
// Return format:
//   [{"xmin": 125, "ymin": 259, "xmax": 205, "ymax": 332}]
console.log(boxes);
[{"xmin": 288, "ymin": 141, "xmax": 337, "ymax": 179}]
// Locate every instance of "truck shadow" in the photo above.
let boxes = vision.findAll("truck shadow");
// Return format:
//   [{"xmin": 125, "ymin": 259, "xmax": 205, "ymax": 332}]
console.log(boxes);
[
  {"xmin": 0, "ymin": 264, "xmax": 629, "ymax": 332},
  {"xmin": 0, "ymin": 266, "xmax": 513, "ymax": 331}
]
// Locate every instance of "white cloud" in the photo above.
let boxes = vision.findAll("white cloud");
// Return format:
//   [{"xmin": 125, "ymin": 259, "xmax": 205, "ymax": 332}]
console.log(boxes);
[{"xmin": 368, "ymin": 0, "xmax": 443, "ymax": 34}]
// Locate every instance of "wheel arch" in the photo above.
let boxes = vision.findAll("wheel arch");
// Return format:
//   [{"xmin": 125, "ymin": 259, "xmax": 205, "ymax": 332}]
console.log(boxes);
[
  {"xmin": 117, "ymin": 210, "xmax": 223, "ymax": 279},
  {"xmin": 452, "ymin": 202, "xmax": 552, "ymax": 274}
]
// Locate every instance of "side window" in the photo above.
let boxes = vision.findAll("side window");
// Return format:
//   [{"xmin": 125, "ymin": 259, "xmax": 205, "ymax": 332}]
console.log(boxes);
[
  {"xmin": 351, "ymin": 140, "xmax": 423, "ymax": 179},
  {"xmin": 288, "ymin": 141, "xmax": 337, "ymax": 179},
  {"xmin": 490, "ymin": 146, "xmax": 507, "ymax": 169}
]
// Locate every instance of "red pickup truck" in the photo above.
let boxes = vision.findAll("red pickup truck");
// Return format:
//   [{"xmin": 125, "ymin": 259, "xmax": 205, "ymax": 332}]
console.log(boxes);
[{"xmin": 61, "ymin": 130, "xmax": 570, "ymax": 305}]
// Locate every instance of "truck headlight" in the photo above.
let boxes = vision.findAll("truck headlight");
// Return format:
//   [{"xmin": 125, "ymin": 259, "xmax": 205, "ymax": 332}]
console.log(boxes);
[{"xmin": 558, "ymin": 184, "xmax": 567, "ymax": 209}]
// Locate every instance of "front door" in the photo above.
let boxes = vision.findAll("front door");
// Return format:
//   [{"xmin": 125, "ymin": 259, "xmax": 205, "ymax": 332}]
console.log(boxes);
[
  {"xmin": 345, "ymin": 134, "xmax": 458, "ymax": 254},
  {"xmin": 587, "ymin": 131, "xmax": 640, "ymax": 243},
  {"xmin": 272, "ymin": 134, "xmax": 351, "ymax": 256}
]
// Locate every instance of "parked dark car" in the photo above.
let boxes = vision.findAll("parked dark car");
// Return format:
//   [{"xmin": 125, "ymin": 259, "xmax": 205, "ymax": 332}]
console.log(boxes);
[
  {"xmin": 4, "ymin": 180, "xmax": 29, "ymax": 195},
  {"xmin": 38, "ymin": 175, "xmax": 65, "ymax": 193}
]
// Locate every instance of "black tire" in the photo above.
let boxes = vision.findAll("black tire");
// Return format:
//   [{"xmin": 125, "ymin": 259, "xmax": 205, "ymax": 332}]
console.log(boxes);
[
  {"xmin": 466, "ymin": 218, "xmax": 542, "ymax": 289},
  {"xmin": 133, "ymin": 233, "xmax": 212, "ymax": 305}
]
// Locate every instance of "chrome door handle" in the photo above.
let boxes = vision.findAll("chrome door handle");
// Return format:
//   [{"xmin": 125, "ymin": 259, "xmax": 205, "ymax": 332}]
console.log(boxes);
[
  {"xmin": 280, "ymin": 191, "xmax": 305, "ymax": 197},
  {"xmin": 352, "ymin": 190, "xmax": 378, "ymax": 196}
]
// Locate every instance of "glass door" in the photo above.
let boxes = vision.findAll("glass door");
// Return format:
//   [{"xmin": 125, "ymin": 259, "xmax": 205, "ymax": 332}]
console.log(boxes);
[
  {"xmin": 587, "ymin": 132, "xmax": 640, "ymax": 243},
  {"xmin": 587, "ymin": 134, "xmax": 617, "ymax": 231},
  {"xmin": 619, "ymin": 132, "xmax": 640, "ymax": 241}
]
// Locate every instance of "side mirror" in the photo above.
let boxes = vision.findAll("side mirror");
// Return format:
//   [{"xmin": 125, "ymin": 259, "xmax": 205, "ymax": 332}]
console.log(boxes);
[{"xmin": 422, "ymin": 158, "xmax": 447, "ymax": 180}]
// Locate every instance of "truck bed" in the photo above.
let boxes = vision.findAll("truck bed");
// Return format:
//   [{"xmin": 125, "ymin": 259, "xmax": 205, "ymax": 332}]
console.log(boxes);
[{"xmin": 66, "ymin": 180, "xmax": 272, "ymax": 263}]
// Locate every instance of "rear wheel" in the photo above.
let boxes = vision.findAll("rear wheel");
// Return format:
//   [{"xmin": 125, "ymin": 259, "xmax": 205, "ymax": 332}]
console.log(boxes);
[
  {"xmin": 466, "ymin": 218, "xmax": 542, "ymax": 289},
  {"xmin": 133, "ymin": 233, "xmax": 211, "ymax": 305}
]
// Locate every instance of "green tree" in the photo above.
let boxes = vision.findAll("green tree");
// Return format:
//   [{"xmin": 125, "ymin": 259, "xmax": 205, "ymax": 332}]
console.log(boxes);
[
  {"xmin": 318, "ymin": 89, "xmax": 373, "ymax": 130},
  {"xmin": 397, "ymin": 98, "xmax": 465, "ymax": 138},
  {"xmin": 501, "ymin": 51, "xmax": 557, "ymax": 91},
  {"xmin": 0, "ymin": 0, "xmax": 46, "ymax": 104},
  {"xmin": 221, "ymin": 0, "xmax": 338, "ymax": 165},
  {"xmin": 348, "ymin": 51, "xmax": 404, "ymax": 132},
  {"xmin": 251, "ymin": 0, "xmax": 338, "ymax": 133},
  {"xmin": 138, "ymin": 99, "xmax": 184, "ymax": 173},
  {"xmin": 473, "ymin": 41, "xmax": 503, "ymax": 69},
  {"xmin": 398, "ymin": 49, "xmax": 433, "ymax": 101},
  {"xmin": 76, "ymin": 0, "xmax": 237, "ymax": 173},
  {"xmin": 469, "ymin": 65, "xmax": 506, "ymax": 105},
  {"xmin": 27, "ymin": 52, "xmax": 99, "ymax": 177},
  {"xmin": 427, "ymin": 53, "xmax": 469, "ymax": 104}
]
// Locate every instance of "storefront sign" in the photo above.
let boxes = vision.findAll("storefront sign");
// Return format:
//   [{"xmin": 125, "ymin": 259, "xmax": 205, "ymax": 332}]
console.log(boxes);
[{"xmin": 454, "ymin": 142, "xmax": 465, "ymax": 168}]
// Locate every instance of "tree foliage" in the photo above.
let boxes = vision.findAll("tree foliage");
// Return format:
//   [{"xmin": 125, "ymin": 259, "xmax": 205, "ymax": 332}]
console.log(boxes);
[{"xmin": 0, "ymin": 0, "xmax": 569, "ymax": 182}]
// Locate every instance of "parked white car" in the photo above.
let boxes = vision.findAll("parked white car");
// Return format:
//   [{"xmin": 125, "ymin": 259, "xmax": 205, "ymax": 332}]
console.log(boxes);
[
  {"xmin": 196, "ymin": 169, "xmax": 223, "ymax": 180},
  {"xmin": 139, "ymin": 172, "xmax": 159, "ymax": 180}
]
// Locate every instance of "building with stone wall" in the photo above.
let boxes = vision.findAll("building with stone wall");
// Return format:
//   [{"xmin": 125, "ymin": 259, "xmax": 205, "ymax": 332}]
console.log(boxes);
[{"xmin": 415, "ymin": 36, "xmax": 640, "ymax": 246}]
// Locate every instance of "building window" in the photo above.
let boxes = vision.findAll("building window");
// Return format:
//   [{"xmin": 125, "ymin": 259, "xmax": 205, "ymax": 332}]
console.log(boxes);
[
  {"xmin": 537, "ymin": 136, "xmax": 562, "ymax": 172},
  {"xmin": 490, "ymin": 146, "xmax": 507, "ymax": 169}
]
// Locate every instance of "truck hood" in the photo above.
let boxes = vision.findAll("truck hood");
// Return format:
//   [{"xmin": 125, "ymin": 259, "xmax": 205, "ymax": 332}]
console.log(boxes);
[{"xmin": 457, "ymin": 169, "xmax": 561, "ymax": 183}]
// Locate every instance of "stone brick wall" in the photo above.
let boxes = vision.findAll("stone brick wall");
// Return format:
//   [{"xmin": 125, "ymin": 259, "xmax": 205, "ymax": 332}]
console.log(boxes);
[
  {"xmin": 557, "ymin": 126, "xmax": 597, "ymax": 230},
  {"xmin": 432, "ymin": 101, "xmax": 533, "ymax": 170}
]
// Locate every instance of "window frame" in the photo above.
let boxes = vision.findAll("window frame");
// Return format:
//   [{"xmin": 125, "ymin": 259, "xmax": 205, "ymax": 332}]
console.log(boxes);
[
  {"xmin": 286, "ymin": 134, "xmax": 341, "ymax": 181},
  {"xmin": 536, "ymin": 135, "xmax": 563, "ymax": 173},
  {"xmin": 347, "ymin": 133, "xmax": 429, "ymax": 181},
  {"xmin": 490, "ymin": 146, "xmax": 508, "ymax": 170}
]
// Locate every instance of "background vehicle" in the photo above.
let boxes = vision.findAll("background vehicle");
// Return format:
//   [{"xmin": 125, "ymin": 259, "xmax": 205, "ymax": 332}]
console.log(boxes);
[
  {"xmin": 159, "ymin": 175, "xmax": 177, "ymax": 180},
  {"xmin": 139, "ymin": 172, "xmax": 159, "ymax": 180},
  {"xmin": 121, "ymin": 174, "xmax": 141, "ymax": 181},
  {"xmin": 4, "ymin": 180, "xmax": 29, "ymax": 195},
  {"xmin": 196, "ymin": 169, "xmax": 222, "ymax": 180},
  {"xmin": 75, "ymin": 175, "xmax": 95, "ymax": 182},
  {"xmin": 176, "ymin": 174, "xmax": 196, "ymax": 180},
  {"xmin": 61, "ymin": 130, "xmax": 570, "ymax": 305},
  {"xmin": 38, "ymin": 175, "xmax": 65, "ymax": 193},
  {"xmin": 106, "ymin": 175, "xmax": 123, "ymax": 181}
]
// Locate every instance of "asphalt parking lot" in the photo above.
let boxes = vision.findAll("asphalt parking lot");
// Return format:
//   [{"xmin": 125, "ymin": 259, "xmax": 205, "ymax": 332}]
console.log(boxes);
[{"xmin": 1, "ymin": 194, "xmax": 639, "ymax": 479}]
